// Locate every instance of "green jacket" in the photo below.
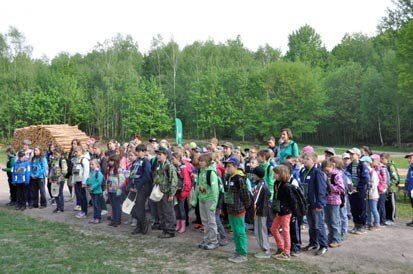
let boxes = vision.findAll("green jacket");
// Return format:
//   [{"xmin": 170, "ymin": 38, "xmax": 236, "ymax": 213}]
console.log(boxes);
[
  {"xmin": 191, "ymin": 162, "xmax": 219, "ymax": 211},
  {"xmin": 153, "ymin": 160, "xmax": 178, "ymax": 196},
  {"xmin": 260, "ymin": 162, "xmax": 274, "ymax": 201},
  {"xmin": 387, "ymin": 161, "xmax": 399, "ymax": 193}
]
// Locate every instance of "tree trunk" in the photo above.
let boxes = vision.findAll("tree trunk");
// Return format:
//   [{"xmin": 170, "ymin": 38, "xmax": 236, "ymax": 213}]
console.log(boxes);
[
  {"xmin": 396, "ymin": 103, "xmax": 401, "ymax": 147},
  {"xmin": 378, "ymin": 117, "xmax": 384, "ymax": 146}
]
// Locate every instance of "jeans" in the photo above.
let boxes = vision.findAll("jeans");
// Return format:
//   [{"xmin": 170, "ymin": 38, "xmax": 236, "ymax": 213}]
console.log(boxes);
[
  {"xmin": 199, "ymin": 201, "xmax": 218, "ymax": 245},
  {"xmin": 306, "ymin": 206, "xmax": 328, "ymax": 248},
  {"xmin": 31, "ymin": 178, "xmax": 47, "ymax": 207},
  {"xmin": 290, "ymin": 216, "xmax": 302, "ymax": 252},
  {"xmin": 75, "ymin": 182, "xmax": 88, "ymax": 214},
  {"xmin": 216, "ymin": 210, "xmax": 227, "ymax": 241},
  {"xmin": 271, "ymin": 213, "xmax": 292, "ymax": 255},
  {"xmin": 324, "ymin": 204, "xmax": 341, "ymax": 243},
  {"xmin": 74, "ymin": 182, "xmax": 82, "ymax": 206},
  {"xmin": 149, "ymin": 199, "xmax": 159, "ymax": 224},
  {"xmin": 339, "ymin": 203, "xmax": 348, "ymax": 236},
  {"xmin": 175, "ymin": 199, "xmax": 186, "ymax": 220},
  {"xmin": 367, "ymin": 199, "xmax": 379, "ymax": 226},
  {"xmin": 378, "ymin": 192, "xmax": 387, "ymax": 225},
  {"xmin": 55, "ymin": 181, "xmax": 65, "ymax": 211},
  {"xmin": 109, "ymin": 192, "xmax": 122, "ymax": 223},
  {"xmin": 91, "ymin": 193, "xmax": 102, "ymax": 220},
  {"xmin": 228, "ymin": 214, "xmax": 248, "ymax": 256}
]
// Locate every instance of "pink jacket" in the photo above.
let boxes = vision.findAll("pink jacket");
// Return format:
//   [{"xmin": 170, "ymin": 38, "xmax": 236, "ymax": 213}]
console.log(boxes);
[
  {"xmin": 176, "ymin": 161, "xmax": 193, "ymax": 201},
  {"xmin": 375, "ymin": 164, "xmax": 388, "ymax": 194},
  {"xmin": 326, "ymin": 168, "xmax": 345, "ymax": 206}
]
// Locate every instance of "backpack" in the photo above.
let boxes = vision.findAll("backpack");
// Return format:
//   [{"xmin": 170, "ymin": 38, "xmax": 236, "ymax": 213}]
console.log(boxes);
[
  {"xmin": 58, "ymin": 157, "xmax": 68, "ymax": 178},
  {"xmin": 287, "ymin": 178, "xmax": 308, "ymax": 220},
  {"xmin": 205, "ymin": 169, "xmax": 224, "ymax": 193},
  {"xmin": 176, "ymin": 165, "xmax": 185, "ymax": 190}
]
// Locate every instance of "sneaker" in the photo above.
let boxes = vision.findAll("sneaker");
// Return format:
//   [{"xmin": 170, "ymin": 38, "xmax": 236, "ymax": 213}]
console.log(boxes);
[
  {"xmin": 255, "ymin": 251, "xmax": 271, "ymax": 259},
  {"xmin": 350, "ymin": 226, "xmax": 358, "ymax": 234},
  {"xmin": 198, "ymin": 241, "xmax": 207, "ymax": 249},
  {"xmin": 131, "ymin": 219, "xmax": 137, "ymax": 227},
  {"xmin": 39, "ymin": 205, "xmax": 47, "ymax": 209},
  {"xmin": 219, "ymin": 239, "xmax": 229, "ymax": 246},
  {"xmin": 131, "ymin": 227, "xmax": 143, "ymax": 235},
  {"xmin": 101, "ymin": 210, "xmax": 108, "ymax": 216},
  {"xmin": 15, "ymin": 206, "xmax": 21, "ymax": 210},
  {"xmin": 88, "ymin": 219, "xmax": 96, "ymax": 224},
  {"xmin": 355, "ymin": 227, "xmax": 367, "ymax": 235},
  {"xmin": 290, "ymin": 250, "xmax": 300, "ymax": 257},
  {"xmin": 406, "ymin": 220, "xmax": 413, "ymax": 226},
  {"xmin": 53, "ymin": 208, "xmax": 63, "ymax": 213},
  {"xmin": 315, "ymin": 247, "xmax": 328, "ymax": 256},
  {"xmin": 303, "ymin": 244, "xmax": 319, "ymax": 251},
  {"xmin": 228, "ymin": 255, "xmax": 248, "ymax": 263},
  {"xmin": 158, "ymin": 233, "xmax": 174, "ymax": 239},
  {"xmin": 76, "ymin": 212, "xmax": 86, "ymax": 219},
  {"xmin": 73, "ymin": 205, "xmax": 81, "ymax": 211},
  {"xmin": 274, "ymin": 252, "xmax": 290, "ymax": 261},
  {"xmin": 151, "ymin": 223, "xmax": 161, "ymax": 230},
  {"xmin": 204, "ymin": 243, "xmax": 219, "ymax": 250},
  {"xmin": 92, "ymin": 219, "xmax": 101, "ymax": 224},
  {"xmin": 328, "ymin": 242, "xmax": 341, "ymax": 248}
]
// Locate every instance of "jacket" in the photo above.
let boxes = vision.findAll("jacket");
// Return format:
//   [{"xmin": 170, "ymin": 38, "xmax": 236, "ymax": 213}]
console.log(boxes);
[
  {"xmin": 128, "ymin": 157, "xmax": 152, "ymax": 190},
  {"xmin": 86, "ymin": 169, "xmax": 104, "ymax": 194},
  {"xmin": 48, "ymin": 157, "xmax": 68, "ymax": 183},
  {"xmin": 368, "ymin": 169, "xmax": 379, "ymax": 200},
  {"xmin": 106, "ymin": 169, "xmax": 126, "ymax": 195},
  {"xmin": 326, "ymin": 168, "xmax": 345, "ymax": 206},
  {"xmin": 12, "ymin": 159, "xmax": 31, "ymax": 185},
  {"xmin": 375, "ymin": 164, "xmax": 388, "ymax": 194},
  {"xmin": 224, "ymin": 170, "xmax": 251, "ymax": 215},
  {"xmin": 272, "ymin": 181, "xmax": 297, "ymax": 216},
  {"xmin": 176, "ymin": 161, "xmax": 192, "ymax": 201},
  {"xmin": 278, "ymin": 140, "xmax": 299, "ymax": 164},
  {"xmin": 191, "ymin": 162, "xmax": 219, "ymax": 210},
  {"xmin": 30, "ymin": 156, "xmax": 48, "ymax": 179},
  {"xmin": 2, "ymin": 154, "xmax": 16, "ymax": 179},
  {"xmin": 346, "ymin": 161, "xmax": 370, "ymax": 192},
  {"xmin": 259, "ymin": 162, "xmax": 274, "ymax": 201},
  {"xmin": 405, "ymin": 164, "xmax": 413, "ymax": 193},
  {"xmin": 71, "ymin": 156, "xmax": 90, "ymax": 185},
  {"xmin": 300, "ymin": 166, "xmax": 327, "ymax": 209},
  {"xmin": 253, "ymin": 179, "xmax": 270, "ymax": 217},
  {"xmin": 387, "ymin": 161, "xmax": 399, "ymax": 193},
  {"xmin": 153, "ymin": 160, "xmax": 178, "ymax": 196}
]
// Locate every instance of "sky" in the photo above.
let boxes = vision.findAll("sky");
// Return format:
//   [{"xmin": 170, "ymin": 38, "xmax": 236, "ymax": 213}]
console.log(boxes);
[{"xmin": 0, "ymin": 0, "xmax": 394, "ymax": 59}]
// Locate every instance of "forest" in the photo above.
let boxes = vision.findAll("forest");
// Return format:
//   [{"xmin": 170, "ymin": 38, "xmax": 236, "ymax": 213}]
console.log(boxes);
[{"xmin": 0, "ymin": 0, "xmax": 412, "ymax": 146}]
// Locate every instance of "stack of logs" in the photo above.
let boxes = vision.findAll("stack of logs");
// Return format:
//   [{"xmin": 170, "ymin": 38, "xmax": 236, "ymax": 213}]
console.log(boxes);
[{"xmin": 13, "ymin": 124, "xmax": 90, "ymax": 153}]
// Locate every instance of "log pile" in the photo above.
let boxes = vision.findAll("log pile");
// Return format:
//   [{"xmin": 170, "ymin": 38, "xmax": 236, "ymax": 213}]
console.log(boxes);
[{"xmin": 13, "ymin": 124, "xmax": 89, "ymax": 153}]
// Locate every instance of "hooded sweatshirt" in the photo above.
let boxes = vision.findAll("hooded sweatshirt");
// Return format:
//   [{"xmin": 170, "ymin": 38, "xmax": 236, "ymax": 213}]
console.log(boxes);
[{"xmin": 191, "ymin": 161, "xmax": 219, "ymax": 211}]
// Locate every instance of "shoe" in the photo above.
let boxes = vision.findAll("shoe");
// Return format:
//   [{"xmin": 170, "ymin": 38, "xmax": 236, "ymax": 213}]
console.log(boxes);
[
  {"xmin": 290, "ymin": 250, "xmax": 300, "ymax": 257},
  {"xmin": 88, "ymin": 219, "xmax": 96, "ymax": 224},
  {"xmin": 406, "ymin": 220, "xmax": 413, "ymax": 226},
  {"xmin": 131, "ymin": 227, "xmax": 143, "ymax": 235},
  {"xmin": 73, "ymin": 205, "xmax": 81, "ymax": 211},
  {"xmin": 350, "ymin": 226, "xmax": 358, "ymax": 234},
  {"xmin": 328, "ymin": 242, "xmax": 341, "ymax": 248},
  {"xmin": 274, "ymin": 252, "xmax": 290, "ymax": 261},
  {"xmin": 20, "ymin": 207, "xmax": 26, "ymax": 211},
  {"xmin": 204, "ymin": 243, "xmax": 219, "ymax": 250},
  {"xmin": 158, "ymin": 233, "xmax": 174, "ymax": 239},
  {"xmin": 15, "ymin": 206, "xmax": 21, "ymax": 210},
  {"xmin": 107, "ymin": 216, "xmax": 112, "ymax": 221},
  {"xmin": 131, "ymin": 219, "xmax": 137, "ymax": 227},
  {"xmin": 228, "ymin": 255, "xmax": 248, "ymax": 263},
  {"xmin": 92, "ymin": 219, "xmax": 101, "ymax": 224},
  {"xmin": 108, "ymin": 221, "xmax": 120, "ymax": 227},
  {"xmin": 101, "ymin": 210, "xmax": 108, "ymax": 216},
  {"xmin": 355, "ymin": 228, "xmax": 366, "ymax": 235},
  {"xmin": 193, "ymin": 224, "xmax": 203, "ymax": 229},
  {"xmin": 255, "ymin": 251, "xmax": 271, "ymax": 259},
  {"xmin": 315, "ymin": 247, "xmax": 328, "ymax": 256},
  {"xmin": 76, "ymin": 212, "xmax": 86, "ymax": 219},
  {"xmin": 176, "ymin": 220, "xmax": 182, "ymax": 232},
  {"xmin": 152, "ymin": 223, "xmax": 161, "ymax": 230},
  {"xmin": 303, "ymin": 244, "xmax": 319, "ymax": 251},
  {"xmin": 53, "ymin": 208, "xmax": 59, "ymax": 213},
  {"xmin": 178, "ymin": 220, "xmax": 186, "ymax": 233},
  {"xmin": 39, "ymin": 205, "xmax": 47, "ymax": 209},
  {"xmin": 198, "ymin": 241, "xmax": 207, "ymax": 249},
  {"xmin": 219, "ymin": 239, "xmax": 229, "ymax": 246}
]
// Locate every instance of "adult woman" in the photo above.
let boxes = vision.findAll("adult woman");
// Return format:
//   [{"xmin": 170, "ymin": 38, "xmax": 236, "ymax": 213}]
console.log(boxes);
[{"xmin": 278, "ymin": 128, "xmax": 299, "ymax": 164}]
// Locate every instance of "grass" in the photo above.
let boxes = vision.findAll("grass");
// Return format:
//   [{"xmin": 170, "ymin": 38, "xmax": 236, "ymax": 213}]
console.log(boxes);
[{"xmin": 0, "ymin": 209, "xmax": 317, "ymax": 274}]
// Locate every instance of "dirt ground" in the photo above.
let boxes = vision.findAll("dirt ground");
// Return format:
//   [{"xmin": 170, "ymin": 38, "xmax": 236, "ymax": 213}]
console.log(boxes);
[{"xmin": 1, "ymin": 171, "xmax": 412, "ymax": 274}]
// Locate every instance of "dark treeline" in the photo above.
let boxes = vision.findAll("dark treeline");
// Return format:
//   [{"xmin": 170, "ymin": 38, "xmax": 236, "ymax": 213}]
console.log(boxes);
[{"xmin": 0, "ymin": 0, "xmax": 412, "ymax": 146}]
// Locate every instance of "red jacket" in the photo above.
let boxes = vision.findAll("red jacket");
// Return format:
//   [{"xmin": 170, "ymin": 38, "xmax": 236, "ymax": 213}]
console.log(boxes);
[{"xmin": 176, "ymin": 161, "xmax": 192, "ymax": 201}]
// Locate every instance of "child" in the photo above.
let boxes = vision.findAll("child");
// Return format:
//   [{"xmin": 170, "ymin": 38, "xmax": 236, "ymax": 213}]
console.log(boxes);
[
  {"xmin": 86, "ymin": 159, "xmax": 104, "ymax": 224},
  {"xmin": 49, "ymin": 148, "xmax": 68, "ymax": 213},
  {"xmin": 107, "ymin": 155, "xmax": 125, "ymax": 227},
  {"xmin": 371, "ymin": 154, "xmax": 388, "ymax": 226},
  {"xmin": 362, "ymin": 156, "xmax": 380, "ymax": 231},
  {"xmin": 191, "ymin": 153, "xmax": 219, "ymax": 249},
  {"xmin": 72, "ymin": 146, "xmax": 90, "ymax": 219},
  {"xmin": 172, "ymin": 151, "xmax": 192, "ymax": 234},
  {"xmin": 2, "ymin": 147, "xmax": 16, "ymax": 206},
  {"xmin": 30, "ymin": 146, "xmax": 49, "ymax": 209},
  {"xmin": 300, "ymin": 152, "xmax": 328, "ymax": 255},
  {"xmin": 212, "ymin": 152, "xmax": 228, "ymax": 246},
  {"xmin": 404, "ymin": 152, "xmax": 413, "ymax": 226},
  {"xmin": 223, "ymin": 156, "xmax": 251, "ymax": 263},
  {"xmin": 270, "ymin": 165, "xmax": 297, "ymax": 261},
  {"xmin": 321, "ymin": 160, "xmax": 345, "ymax": 247},
  {"xmin": 380, "ymin": 153, "xmax": 399, "ymax": 223},
  {"xmin": 257, "ymin": 149, "xmax": 274, "ymax": 230},
  {"xmin": 12, "ymin": 150, "xmax": 31, "ymax": 210},
  {"xmin": 251, "ymin": 166, "xmax": 271, "ymax": 259}
]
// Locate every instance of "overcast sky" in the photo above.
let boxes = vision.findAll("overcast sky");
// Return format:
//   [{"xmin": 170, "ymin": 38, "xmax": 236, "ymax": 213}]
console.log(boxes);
[{"xmin": 0, "ymin": 0, "xmax": 394, "ymax": 59}]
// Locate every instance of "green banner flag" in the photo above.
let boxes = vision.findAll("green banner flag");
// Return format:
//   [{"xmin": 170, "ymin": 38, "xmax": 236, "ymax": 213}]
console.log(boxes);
[{"xmin": 175, "ymin": 118, "xmax": 183, "ymax": 145}]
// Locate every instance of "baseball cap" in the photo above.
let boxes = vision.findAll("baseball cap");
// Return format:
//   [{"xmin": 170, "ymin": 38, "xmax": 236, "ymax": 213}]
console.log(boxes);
[
  {"xmin": 347, "ymin": 148, "xmax": 361, "ymax": 156},
  {"xmin": 342, "ymin": 153, "xmax": 351, "ymax": 159},
  {"xmin": 222, "ymin": 142, "xmax": 234, "ymax": 149},
  {"xmin": 252, "ymin": 166, "xmax": 265, "ymax": 178},
  {"xmin": 360, "ymin": 155, "xmax": 372, "ymax": 163},
  {"xmin": 155, "ymin": 146, "xmax": 168, "ymax": 155},
  {"xmin": 223, "ymin": 156, "xmax": 240, "ymax": 167},
  {"xmin": 405, "ymin": 152, "xmax": 413, "ymax": 158},
  {"xmin": 324, "ymin": 147, "xmax": 336, "ymax": 156},
  {"xmin": 149, "ymin": 138, "xmax": 158, "ymax": 143}
]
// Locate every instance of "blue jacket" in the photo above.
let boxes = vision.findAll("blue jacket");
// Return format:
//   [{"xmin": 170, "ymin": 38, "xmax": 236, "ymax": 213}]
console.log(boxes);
[
  {"xmin": 128, "ymin": 157, "xmax": 152, "ymax": 190},
  {"xmin": 300, "ymin": 166, "xmax": 327, "ymax": 209},
  {"xmin": 31, "ymin": 156, "xmax": 48, "ymax": 179},
  {"xmin": 86, "ymin": 169, "xmax": 104, "ymax": 194},
  {"xmin": 405, "ymin": 164, "xmax": 413, "ymax": 192},
  {"xmin": 12, "ymin": 159, "xmax": 31, "ymax": 185},
  {"xmin": 346, "ymin": 161, "xmax": 370, "ymax": 192}
]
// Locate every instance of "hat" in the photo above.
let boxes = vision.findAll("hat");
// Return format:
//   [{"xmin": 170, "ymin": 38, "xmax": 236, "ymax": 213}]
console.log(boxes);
[
  {"xmin": 149, "ymin": 138, "xmax": 158, "ymax": 143},
  {"xmin": 192, "ymin": 146, "xmax": 202, "ymax": 153},
  {"xmin": 88, "ymin": 137, "xmax": 96, "ymax": 144},
  {"xmin": 189, "ymin": 142, "xmax": 197, "ymax": 148},
  {"xmin": 371, "ymin": 154, "xmax": 380, "ymax": 161},
  {"xmin": 360, "ymin": 155, "xmax": 372, "ymax": 163},
  {"xmin": 222, "ymin": 142, "xmax": 234, "ymax": 149},
  {"xmin": 135, "ymin": 144, "xmax": 147, "ymax": 152},
  {"xmin": 22, "ymin": 139, "xmax": 32, "ymax": 145},
  {"xmin": 405, "ymin": 152, "xmax": 413, "ymax": 159},
  {"xmin": 155, "ymin": 146, "xmax": 168, "ymax": 155},
  {"xmin": 324, "ymin": 147, "xmax": 336, "ymax": 156},
  {"xmin": 302, "ymin": 145, "xmax": 314, "ymax": 154},
  {"xmin": 223, "ymin": 156, "xmax": 240, "ymax": 167},
  {"xmin": 347, "ymin": 148, "xmax": 361, "ymax": 156},
  {"xmin": 252, "ymin": 166, "xmax": 265, "ymax": 179},
  {"xmin": 17, "ymin": 150, "xmax": 25, "ymax": 158},
  {"xmin": 342, "ymin": 153, "xmax": 351, "ymax": 159}
]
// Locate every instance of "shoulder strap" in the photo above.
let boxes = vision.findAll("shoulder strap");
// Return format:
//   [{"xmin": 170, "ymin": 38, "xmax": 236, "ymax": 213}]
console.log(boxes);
[{"xmin": 206, "ymin": 170, "xmax": 212, "ymax": 186}]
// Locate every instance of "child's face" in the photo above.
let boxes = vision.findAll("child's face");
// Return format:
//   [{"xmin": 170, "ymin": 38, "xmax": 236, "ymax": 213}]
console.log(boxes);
[
  {"xmin": 34, "ymin": 148, "xmax": 40, "ymax": 155},
  {"xmin": 323, "ymin": 166, "xmax": 333, "ymax": 175},
  {"xmin": 199, "ymin": 160, "xmax": 208, "ymax": 169},
  {"xmin": 408, "ymin": 156, "xmax": 413, "ymax": 164},
  {"xmin": 53, "ymin": 152, "xmax": 61, "ymax": 159},
  {"xmin": 257, "ymin": 155, "xmax": 264, "ymax": 164},
  {"xmin": 157, "ymin": 152, "xmax": 167, "ymax": 162},
  {"xmin": 250, "ymin": 160, "xmax": 258, "ymax": 169},
  {"xmin": 75, "ymin": 150, "xmax": 82, "ymax": 157},
  {"xmin": 172, "ymin": 156, "xmax": 180, "ymax": 166},
  {"xmin": 225, "ymin": 163, "xmax": 237, "ymax": 175},
  {"xmin": 90, "ymin": 162, "xmax": 96, "ymax": 169},
  {"xmin": 128, "ymin": 153, "xmax": 137, "ymax": 162},
  {"xmin": 302, "ymin": 156, "xmax": 314, "ymax": 169},
  {"xmin": 380, "ymin": 157, "xmax": 388, "ymax": 165},
  {"xmin": 351, "ymin": 153, "xmax": 359, "ymax": 162}
]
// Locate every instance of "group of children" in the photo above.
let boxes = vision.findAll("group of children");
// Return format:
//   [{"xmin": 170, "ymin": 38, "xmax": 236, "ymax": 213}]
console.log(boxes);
[{"xmin": 3, "ymin": 128, "xmax": 413, "ymax": 264}]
